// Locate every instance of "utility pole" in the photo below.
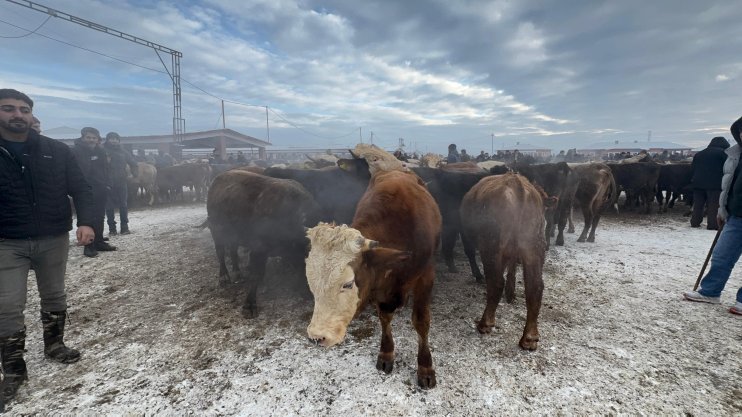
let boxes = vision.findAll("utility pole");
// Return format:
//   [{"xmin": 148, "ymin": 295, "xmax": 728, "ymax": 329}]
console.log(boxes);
[
  {"xmin": 6, "ymin": 0, "xmax": 185, "ymax": 144},
  {"xmin": 491, "ymin": 133, "xmax": 495, "ymax": 155},
  {"xmin": 265, "ymin": 106, "xmax": 270, "ymax": 144},
  {"xmin": 360, "ymin": 127, "xmax": 363, "ymax": 144},
  {"xmin": 370, "ymin": 131, "xmax": 374, "ymax": 145},
  {"xmin": 647, "ymin": 130, "xmax": 652, "ymax": 142}
]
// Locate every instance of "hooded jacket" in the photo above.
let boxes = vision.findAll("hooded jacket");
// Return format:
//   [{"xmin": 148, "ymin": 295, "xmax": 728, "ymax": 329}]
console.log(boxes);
[
  {"xmin": 71, "ymin": 138, "xmax": 109, "ymax": 191},
  {"xmin": 718, "ymin": 117, "xmax": 742, "ymax": 221},
  {"xmin": 691, "ymin": 136, "xmax": 729, "ymax": 190},
  {"xmin": 0, "ymin": 129, "xmax": 94, "ymax": 238}
]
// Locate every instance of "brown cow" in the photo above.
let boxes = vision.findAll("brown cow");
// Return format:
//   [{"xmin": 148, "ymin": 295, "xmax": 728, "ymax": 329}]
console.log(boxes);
[
  {"xmin": 157, "ymin": 163, "xmax": 212, "ymax": 202},
  {"xmin": 569, "ymin": 163, "xmax": 617, "ymax": 243},
  {"xmin": 305, "ymin": 170, "xmax": 442, "ymax": 388},
  {"xmin": 460, "ymin": 173, "xmax": 555, "ymax": 350},
  {"xmin": 127, "ymin": 162, "xmax": 157, "ymax": 205},
  {"xmin": 207, "ymin": 170, "xmax": 320, "ymax": 317}
]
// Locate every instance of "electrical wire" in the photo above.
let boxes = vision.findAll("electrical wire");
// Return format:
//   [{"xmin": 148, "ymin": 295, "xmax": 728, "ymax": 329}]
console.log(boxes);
[{"xmin": 0, "ymin": 14, "xmax": 50, "ymax": 38}]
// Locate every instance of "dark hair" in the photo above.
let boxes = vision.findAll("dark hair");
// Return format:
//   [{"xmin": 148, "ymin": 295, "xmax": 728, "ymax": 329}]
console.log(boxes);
[
  {"xmin": 0, "ymin": 89, "xmax": 34, "ymax": 108},
  {"xmin": 81, "ymin": 127, "xmax": 100, "ymax": 138}
]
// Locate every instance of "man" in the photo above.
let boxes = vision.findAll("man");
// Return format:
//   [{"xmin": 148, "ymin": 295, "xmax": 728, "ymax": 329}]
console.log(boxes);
[
  {"xmin": 155, "ymin": 148, "xmax": 176, "ymax": 169},
  {"xmin": 684, "ymin": 116, "xmax": 742, "ymax": 316},
  {"xmin": 459, "ymin": 149, "xmax": 471, "ymax": 162},
  {"xmin": 103, "ymin": 132, "xmax": 138, "ymax": 235},
  {"xmin": 72, "ymin": 127, "xmax": 116, "ymax": 257},
  {"xmin": 446, "ymin": 143, "xmax": 460, "ymax": 163},
  {"xmin": 690, "ymin": 136, "xmax": 729, "ymax": 230},
  {"xmin": 0, "ymin": 89, "xmax": 92, "ymax": 408}
]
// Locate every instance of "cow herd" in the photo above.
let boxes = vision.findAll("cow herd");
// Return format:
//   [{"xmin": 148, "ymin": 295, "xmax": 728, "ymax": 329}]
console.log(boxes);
[{"xmin": 196, "ymin": 145, "xmax": 695, "ymax": 389}]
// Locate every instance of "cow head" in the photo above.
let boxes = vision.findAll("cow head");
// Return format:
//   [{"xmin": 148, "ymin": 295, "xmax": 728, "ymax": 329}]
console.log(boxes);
[{"xmin": 305, "ymin": 223, "xmax": 408, "ymax": 347}]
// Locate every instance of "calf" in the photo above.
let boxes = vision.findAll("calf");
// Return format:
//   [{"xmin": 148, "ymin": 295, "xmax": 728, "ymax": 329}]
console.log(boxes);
[
  {"xmin": 207, "ymin": 171, "xmax": 320, "ymax": 317},
  {"xmin": 461, "ymin": 173, "xmax": 555, "ymax": 350},
  {"xmin": 305, "ymin": 170, "xmax": 442, "ymax": 388},
  {"xmin": 569, "ymin": 163, "xmax": 617, "ymax": 243}
]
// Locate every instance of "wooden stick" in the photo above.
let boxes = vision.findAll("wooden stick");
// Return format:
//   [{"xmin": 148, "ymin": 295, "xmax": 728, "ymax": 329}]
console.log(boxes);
[{"xmin": 694, "ymin": 227, "xmax": 723, "ymax": 291}]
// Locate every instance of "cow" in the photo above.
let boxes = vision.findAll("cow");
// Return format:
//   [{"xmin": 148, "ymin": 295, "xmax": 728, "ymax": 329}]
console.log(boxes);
[
  {"xmin": 264, "ymin": 157, "xmax": 371, "ymax": 225},
  {"xmin": 655, "ymin": 163, "xmax": 692, "ymax": 212},
  {"xmin": 441, "ymin": 161, "xmax": 486, "ymax": 173},
  {"xmin": 305, "ymin": 170, "xmax": 442, "ymax": 389},
  {"xmin": 508, "ymin": 162, "xmax": 574, "ymax": 247},
  {"xmin": 607, "ymin": 162, "xmax": 661, "ymax": 213},
  {"xmin": 156, "ymin": 163, "xmax": 212, "ymax": 202},
  {"xmin": 460, "ymin": 172, "xmax": 556, "ymax": 350},
  {"xmin": 206, "ymin": 170, "xmax": 320, "ymax": 317},
  {"xmin": 126, "ymin": 162, "xmax": 157, "ymax": 206},
  {"xmin": 568, "ymin": 163, "xmax": 617, "ymax": 243}
]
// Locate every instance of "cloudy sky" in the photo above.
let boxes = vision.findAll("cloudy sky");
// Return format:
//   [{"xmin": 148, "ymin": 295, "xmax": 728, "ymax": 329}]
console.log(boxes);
[{"xmin": 1, "ymin": 0, "xmax": 741, "ymax": 152}]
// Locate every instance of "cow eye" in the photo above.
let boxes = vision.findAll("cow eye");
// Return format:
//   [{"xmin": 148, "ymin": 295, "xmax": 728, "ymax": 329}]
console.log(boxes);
[{"xmin": 342, "ymin": 280, "xmax": 354, "ymax": 290}]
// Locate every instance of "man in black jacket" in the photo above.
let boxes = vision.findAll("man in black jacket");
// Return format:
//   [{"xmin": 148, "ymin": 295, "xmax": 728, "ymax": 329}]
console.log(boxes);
[
  {"xmin": 690, "ymin": 136, "xmax": 730, "ymax": 229},
  {"xmin": 0, "ymin": 89, "xmax": 94, "ymax": 409},
  {"xmin": 72, "ymin": 127, "xmax": 117, "ymax": 257},
  {"xmin": 103, "ymin": 132, "xmax": 138, "ymax": 235}
]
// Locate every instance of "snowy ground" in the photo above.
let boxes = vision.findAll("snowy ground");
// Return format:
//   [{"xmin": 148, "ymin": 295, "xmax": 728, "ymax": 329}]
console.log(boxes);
[{"xmin": 8, "ymin": 202, "xmax": 742, "ymax": 415}]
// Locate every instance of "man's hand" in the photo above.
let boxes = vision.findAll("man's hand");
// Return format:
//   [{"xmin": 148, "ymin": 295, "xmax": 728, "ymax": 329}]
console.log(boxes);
[
  {"xmin": 76, "ymin": 226, "xmax": 95, "ymax": 246},
  {"xmin": 717, "ymin": 214, "xmax": 726, "ymax": 230}
]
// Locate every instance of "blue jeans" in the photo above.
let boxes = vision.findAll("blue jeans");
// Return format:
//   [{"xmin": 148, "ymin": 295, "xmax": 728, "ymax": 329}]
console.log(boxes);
[{"xmin": 699, "ymin": 215, "xmax": 742, "ymax": 303}]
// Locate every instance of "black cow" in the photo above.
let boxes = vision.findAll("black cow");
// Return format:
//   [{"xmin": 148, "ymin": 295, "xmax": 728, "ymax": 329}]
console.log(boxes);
[
  {"xmin": 655, "ymin": 163, "xmax": 692, "ymax": 212},
  {"xmin": 607, "ymin": 162, "xmax": 662, "ymax": 214}
]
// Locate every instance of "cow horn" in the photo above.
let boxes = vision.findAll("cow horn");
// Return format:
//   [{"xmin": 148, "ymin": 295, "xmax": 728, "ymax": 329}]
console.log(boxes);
[
  {"xmin": 305, "ymin": 154, "xmax": 316, "ymax": 162},
  {"xmin": 356, "ymin": 237, "xmax": 378, "ymax": 251},
  {"xmin": 349, "ymin": 149, "xmax": 360, "ymax": 159}
]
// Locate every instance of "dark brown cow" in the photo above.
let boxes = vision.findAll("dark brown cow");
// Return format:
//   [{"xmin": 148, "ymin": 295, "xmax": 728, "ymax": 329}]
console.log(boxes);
[
  {"xmin": 655, "ymin": 163, "xmax": 692, "ymax": 212},
  {"xmin": 568, "ymin": 163, "xmax": 617, "ymax": 243},
  {"xmin": 305, "ymin": 170, "xmax": 442, "ymax": 388},
  {"xmin": 207, "ymin": 170, "xmax": 320, "ymax": 317},
  {"xmin": 156, "ymin": 163, "xmax": 212, "ymax": 202},
  {"xmin": 607, "ymin": 162, "xmax": 661, "ymax": 213},
  {"xmin": 460, "ymin": 173, "xmax": 556, "ymax": 350}
]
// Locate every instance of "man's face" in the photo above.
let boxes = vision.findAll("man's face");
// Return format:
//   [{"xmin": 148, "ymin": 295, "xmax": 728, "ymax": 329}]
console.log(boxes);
[
  {"xmin": 82, "ymin": 133, "xmax": 99, "ymax": 148},
  {"xmin": 0, "ymin": 98, "xmax": 33, "ymax": 134}
]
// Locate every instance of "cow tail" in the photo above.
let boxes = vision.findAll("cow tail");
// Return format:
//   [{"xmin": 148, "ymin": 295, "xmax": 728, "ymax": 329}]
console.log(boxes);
[
  {"xmin": 607, "ymin": 171, "xmax": 619, "ymax": 214},
  {"xmin": 194, "ymin": 218, "xmax": 210, "ymax": 229}
]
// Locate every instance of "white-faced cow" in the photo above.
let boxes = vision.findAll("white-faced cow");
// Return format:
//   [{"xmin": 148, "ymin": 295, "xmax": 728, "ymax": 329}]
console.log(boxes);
[{"xmin": 305, "ymin": 170, "xmax": 441, "ymax": 389}]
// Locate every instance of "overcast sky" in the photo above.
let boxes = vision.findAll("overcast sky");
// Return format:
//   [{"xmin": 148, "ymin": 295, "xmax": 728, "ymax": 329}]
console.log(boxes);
[{"xmin": 1, "ymin": 0, "xmax": 741, "ymax": 152}]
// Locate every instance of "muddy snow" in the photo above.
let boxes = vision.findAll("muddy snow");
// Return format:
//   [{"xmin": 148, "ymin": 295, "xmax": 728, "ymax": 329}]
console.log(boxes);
[{"xmin": 7, "ymin": 203, "xmax": 742, "ymax": 415}]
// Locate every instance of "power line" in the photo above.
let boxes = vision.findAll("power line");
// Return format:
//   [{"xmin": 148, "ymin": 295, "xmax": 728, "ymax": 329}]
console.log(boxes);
[
  {"xmin": 0, "ymin": 13, "xmax": 49, "ymax": 38},
  {"xmin": 0, "ymin": 15, "xmax": 361, "ymax": 142}
]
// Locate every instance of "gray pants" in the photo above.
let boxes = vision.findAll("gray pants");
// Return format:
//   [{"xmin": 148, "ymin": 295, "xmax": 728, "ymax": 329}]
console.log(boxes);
[{"xmin": 0, "ymin": 234, "xmax": 69, "ymax": 337}]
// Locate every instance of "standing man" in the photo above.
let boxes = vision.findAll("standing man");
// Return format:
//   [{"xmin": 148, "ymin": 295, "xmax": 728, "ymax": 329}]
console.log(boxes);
[
  {"xmin": 684, "ymin": 116, "xmax": 742, "ymax": 315},
  {"xmin": 446, "ymin": 143, "xmax": 460, "ymax": 163},
  {"xmin": 0, "ymin": 89, "xmax": 92, "ymax": 408},
  {"xmin": 72, "ymin": 127, "xmax": 117, "ymax": 257},
  {"xmin": 103, "ymin": 132, "xmax": 137, "ymax": 235},
  {"xmin": 690, "ymin": 136, "xmax": 729, "ymax": 230}
]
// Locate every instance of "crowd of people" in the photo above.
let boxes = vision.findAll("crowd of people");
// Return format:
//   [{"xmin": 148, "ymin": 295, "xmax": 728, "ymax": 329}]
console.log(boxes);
[{"xmin": 0, "ymin": 87, "xmax": 740, "ymax": 411}]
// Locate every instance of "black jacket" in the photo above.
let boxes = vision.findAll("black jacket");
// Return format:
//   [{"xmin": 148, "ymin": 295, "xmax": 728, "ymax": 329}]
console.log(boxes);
[
  {"xmin": 0, "ymin": 130, "xmax": 94, "ymax": 239},
  {"xmin": 71, "ymin": 138, "xmax": 110, "ymax": 191},
  {"xmin": 103, "ymin": 141, "xmax": 138, "ymax": 184},
  {"xmin": 691, "ymin": 136, "xmax": 730, "ymax": 190}
]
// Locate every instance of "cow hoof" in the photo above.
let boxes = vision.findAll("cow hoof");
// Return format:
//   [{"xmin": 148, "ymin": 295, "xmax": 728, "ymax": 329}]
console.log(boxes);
[
  {"xmin": 505, "ymin": 294, "xmax": 516, "ymax": 304},
  {"xmin": 577, "ymin": 237, "xmax": 586, "ymax": 243},
  {"xmin": 417, "ymin": 368, "xmax": 436, "ymax": 389},
  {"xmin": 555, "ymin": 238, "xmax": 564, "ymax": 246},
  {"xmin": 376, "ymin": 353, "xmax": 394, "ymax": 374},
  {"xmin": 519, "ymin": 335, "xmax": 539, "ymax": 351},
  {"xmin": 474, "ymin": 274, "xmax": 485, "ymax": 284},
  {"xmin": 567, "ymin": 228, "xmax": 575, "ymax": 234},
  {"xmin": 242, "ymin": 305, "xmax": 259, "ymax": 319},
  {"xmin": 476, "ymin": 321, "xmax": 493, "ymax": 334},
  {"xmin": 587, "ymin": 237, "xmax": 595, "ymax": 243},
  {"xmin": 218, "ymin": 274, "xmax": 230, "ymax": 287}
]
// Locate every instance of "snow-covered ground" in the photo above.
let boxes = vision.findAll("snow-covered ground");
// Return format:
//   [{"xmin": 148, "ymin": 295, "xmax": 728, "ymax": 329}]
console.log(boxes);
[{"xmin": 8, "ymin": 202, "xmax": 742, "ymax": 415}]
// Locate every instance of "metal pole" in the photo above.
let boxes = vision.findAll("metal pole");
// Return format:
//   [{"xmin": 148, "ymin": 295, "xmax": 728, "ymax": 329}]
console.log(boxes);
[
  {"xmin": 265, "ymin": 106, "xmax": 270, "ymax": 144},
  {"xmin": 221, "ymin": 100, "xmax": 226, "ymax": 129}
]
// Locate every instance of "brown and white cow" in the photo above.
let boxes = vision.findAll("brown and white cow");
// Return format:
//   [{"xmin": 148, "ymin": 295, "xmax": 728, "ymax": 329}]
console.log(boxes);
[
  {"xmin": 127, "ymin": 162, "xmax": 157, "ymax": 205},
  {"xmin": 305, "ymin": 170, "xmax": 442, "ymax": 389},
  {"xmin": 460, "ymin": 172, "xmax": 556, "ymax": 350}
]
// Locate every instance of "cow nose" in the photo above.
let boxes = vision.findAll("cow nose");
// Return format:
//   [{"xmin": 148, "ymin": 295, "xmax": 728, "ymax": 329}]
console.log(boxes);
[{"xmin": 308, "ymin": 336, "xmax": 326, "ymax": 346}]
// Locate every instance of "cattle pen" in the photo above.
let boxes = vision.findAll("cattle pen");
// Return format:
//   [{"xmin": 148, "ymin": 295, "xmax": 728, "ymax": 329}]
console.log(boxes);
[{"xmin": 8, "ymin": 202, "xmax": 741, "ymax": 415}]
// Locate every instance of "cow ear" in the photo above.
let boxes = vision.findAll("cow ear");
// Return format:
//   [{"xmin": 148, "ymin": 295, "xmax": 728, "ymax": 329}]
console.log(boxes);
[
  {"xmin": 363, "ymin": 248, "xmax": 411, "ymax": 270},
  {"xmin": 544, "ymin": 196, "xmax": 559, "ymax": 208}
]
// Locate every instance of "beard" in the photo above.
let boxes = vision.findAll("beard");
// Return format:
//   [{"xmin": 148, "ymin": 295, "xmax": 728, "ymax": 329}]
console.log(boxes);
[{"xmin": 1, "ymin": 118, "xmax": 29, "ymax": 134}]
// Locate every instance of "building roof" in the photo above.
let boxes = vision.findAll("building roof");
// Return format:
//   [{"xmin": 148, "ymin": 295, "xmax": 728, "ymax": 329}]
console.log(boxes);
[
  {"xmin": 580, "ymin": 140, "xmax": 692, "ymax": 151},
  {"xmin": 498, "ymin": 143, "xmax": 552, "ymax": 152},
  {"xmin": 51, "ymin": 128, "xmax": 270, "ymax": 149}
]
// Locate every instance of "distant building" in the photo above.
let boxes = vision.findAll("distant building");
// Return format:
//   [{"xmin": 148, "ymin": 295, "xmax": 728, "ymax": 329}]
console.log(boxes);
[
  {"xmin": 578, "ymin": 140, "xmax": 692, "ymax": 159},
  {"xmin": 497, "ymin": 142, "xmax": 552, "ymax": 160}
]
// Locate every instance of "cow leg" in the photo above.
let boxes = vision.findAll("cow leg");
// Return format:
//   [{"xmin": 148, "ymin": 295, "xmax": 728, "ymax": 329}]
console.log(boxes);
[
  {"xmin": 477, "ymin": 248, "xmax": 505, "ymax": 334},
  {"xmin": 229, "ymin": 246, "xmax": 241, "ymax": 280},
  {"xmin": 643, "ymin": 189, "xmax": 653, "ymax": 214},
  {"xmin": 243, "ymin": 251, "xmax": 267, "ymax": 318},
  {"xmin": 577, "ymin": 203, "xmax": 591, "ymax": 242},
  {"xmin": 555, "ymin": 205, "xmax": 568, "ymax": 246},
  {"xmin": 567, "ymin": 206, "xmax": 575, "ymax": 234},
  {"xmin": 460, "ymin": 231, "xmax": 484, "ymax": 282},
  {"xmin": 520, "ymin": 255, "xmax": 544, "ymax": 351},
  {"xmin": 411, "ymin": 266, "xmax": 435, "ymax": 389},
  {"xmin": 215, "ymin": 242, "xmax": 230, "ymax": 286},
  {"xmin": 375, "ymin": 305, "xmax": 396, "ymax": 374},
  {"xmin": 504, "ymin": 260, "xmax": 517, "ymax": 304},
  {"xmin": 441, "ymin": 225, "xmax": 458, "ymax": 273},
  {"xmin": 587, "ymin": 206, "xmax": 602, "ymax": 243}
]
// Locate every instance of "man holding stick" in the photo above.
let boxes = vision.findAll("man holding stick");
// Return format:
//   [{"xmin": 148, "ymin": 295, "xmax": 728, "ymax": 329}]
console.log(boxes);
[{"xmin": 684, "ymin": 115, "xmax": 742, "ymax": 315}]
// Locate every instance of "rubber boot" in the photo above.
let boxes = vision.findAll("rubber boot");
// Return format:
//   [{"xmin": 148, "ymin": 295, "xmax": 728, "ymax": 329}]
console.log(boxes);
[
  {"xmin": 41, "ymin": 311, "xmax": 80, "ymax": 364},
  {"xmin": 0, "ymin": 328, "xmax": 28, "ymax": 409},
  {"xmin": 83, "ymin": 244, "xmax": 98, "ymax": 258}
]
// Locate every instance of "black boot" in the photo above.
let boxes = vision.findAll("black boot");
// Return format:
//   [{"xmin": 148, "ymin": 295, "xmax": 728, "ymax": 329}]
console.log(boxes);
[
  {"xmin": 0, "ymin": 328, "xmax": 28, "ymax": 408},
  {"xmin": 83, "ymin": 244, "xmax": 98, "ymax": 258},
  {"xmin": 120, "ymin": 224, "xmax": 130, "ymax": 235},
  {"xmin": 40, "ymin": 311, "xmax": 80, "ymax": 364},
  {"xmin": 95, "ymin": 241, "xmax": 117, "ymax": 251},
  {"xmin": 108, "ymin": 225, "xmax": 118, "ymax": 236}
]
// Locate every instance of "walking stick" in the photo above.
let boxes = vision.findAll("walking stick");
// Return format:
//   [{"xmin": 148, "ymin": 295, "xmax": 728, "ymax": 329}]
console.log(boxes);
[{"xmin": 693, "ymin": 227, "xmax": 723, "ymax": 291}]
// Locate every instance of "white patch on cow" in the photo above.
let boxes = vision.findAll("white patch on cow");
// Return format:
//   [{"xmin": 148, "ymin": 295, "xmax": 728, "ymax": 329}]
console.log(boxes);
[{"xmin": 305, "ymin": 223, "xmax": 375, "ymax": 347}]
